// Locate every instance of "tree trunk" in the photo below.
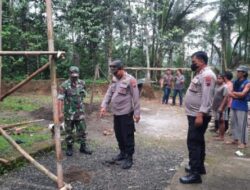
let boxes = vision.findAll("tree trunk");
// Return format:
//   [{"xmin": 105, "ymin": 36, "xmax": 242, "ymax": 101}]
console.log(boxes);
[
  {"xmin": 144, "ymin": 25, "xmax": 150, "ymax": 81},
  {"xmin": 127, "ymin": 0, "xmax": 132, "ymax": 65},
  {"xmin": 220, "ymin": 10, "xmax": 227, "ymax": 71},
  {"xmin": 244, "ymin": 0, "xmax": 250, "ymax": 62},
  {"xmin": 105, "ymin": 5, "xmax": 113, "ymax": 76},
  {"xmin": 0, "ymin": 0, "xmax": 2, "ymax": 97},
  {"xmin": 151, "ymin": 1, "xmax": 157, "ymax": 80},
  {"xmin": 210, "ymin": 44, "xmax": 214, "ymax": 66},
  {"xmin": 168, "ymin": 48, "xmax": 173, "ymax": 67}
]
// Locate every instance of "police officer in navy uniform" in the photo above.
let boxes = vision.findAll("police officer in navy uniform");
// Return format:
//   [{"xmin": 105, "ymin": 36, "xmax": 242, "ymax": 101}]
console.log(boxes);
[
  {"xmin": 100, "ymin": 60, "xmax": 140, "ymax": 169},
  {"xmin": 180, "ymin": 51, "xmax": 216, "ymax": 184}
]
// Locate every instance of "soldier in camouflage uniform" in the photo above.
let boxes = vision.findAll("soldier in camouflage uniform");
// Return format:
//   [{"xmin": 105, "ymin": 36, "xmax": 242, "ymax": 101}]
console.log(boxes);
[{"xmin": 58, "ymin": 66, "xmax": 92, "ymax": 156}]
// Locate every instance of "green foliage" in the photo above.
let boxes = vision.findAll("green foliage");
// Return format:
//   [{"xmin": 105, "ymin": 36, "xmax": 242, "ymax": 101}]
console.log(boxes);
[{"xmin": 2, "ymin": 0, "xmax": 250, "ymax": 81}]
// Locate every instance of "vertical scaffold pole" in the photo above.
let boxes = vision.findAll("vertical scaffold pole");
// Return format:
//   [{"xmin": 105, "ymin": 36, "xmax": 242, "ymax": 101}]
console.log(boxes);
[{"xmin": 45, "ymin": 0, "xmax": 64, "ymax": 189}]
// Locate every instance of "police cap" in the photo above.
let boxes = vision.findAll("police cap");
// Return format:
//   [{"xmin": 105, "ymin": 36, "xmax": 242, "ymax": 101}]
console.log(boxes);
[{"xmin": 109, "ymin": 60, "xmax": 123, "ymax": 69}]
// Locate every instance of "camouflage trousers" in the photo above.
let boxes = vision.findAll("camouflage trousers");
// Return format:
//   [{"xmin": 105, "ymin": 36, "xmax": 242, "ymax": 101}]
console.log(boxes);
[{"xmin": 65, "ymin": 119, "xmax": 87, "ymax": 146}]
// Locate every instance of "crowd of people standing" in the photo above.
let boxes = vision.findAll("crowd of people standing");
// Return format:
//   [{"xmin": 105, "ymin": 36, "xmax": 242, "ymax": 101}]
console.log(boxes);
[
  {"xmin": 160, "ymin": 68, "xmax": 185, "ymax": 106},
  {"xmin": 159, "ymin": 51, "xmax": 249, "ymax": 184},
  {"xmin": 57, "ymin": 52, "xmax": 249, "ymax": 186}
]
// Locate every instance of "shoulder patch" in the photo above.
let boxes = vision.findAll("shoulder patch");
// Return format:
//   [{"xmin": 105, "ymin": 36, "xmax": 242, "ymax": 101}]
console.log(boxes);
[
  {"xmin": 205, "ymin": 76, "xmax": 212, "ymax": 86},
  {"xmin": 131, "ymin": 79, "xmax": 137, "ymax": 88}
]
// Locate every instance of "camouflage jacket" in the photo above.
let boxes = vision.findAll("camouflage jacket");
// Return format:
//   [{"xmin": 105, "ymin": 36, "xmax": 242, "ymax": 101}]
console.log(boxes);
[{"xmin": 58, "ymin": 79, "xmax": 87, "ymax": 120}]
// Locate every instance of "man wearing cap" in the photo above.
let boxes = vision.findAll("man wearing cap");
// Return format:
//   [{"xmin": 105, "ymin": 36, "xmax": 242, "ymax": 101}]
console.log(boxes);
[
  {"xmin": 100, "ymin": 60, "xmax": 140, "ymax": 169},
  {"xmin": 180, "ymin": 51, "xmax": 216, "ymax": 184},
  {"xmin": 227, "ymin": 65, "xmax": 249, "ymax": 149},
  {"xmin": 58, "ymin": 66, "xmax": 92, "ymax": 156}
]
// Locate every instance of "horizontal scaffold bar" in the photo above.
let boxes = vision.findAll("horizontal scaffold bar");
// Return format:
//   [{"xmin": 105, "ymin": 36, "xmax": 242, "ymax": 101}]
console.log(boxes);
[
  {"xmin": 0, "ymin": 51, "xmax": 65, "ymax": 56},
  {"xmin": 125, "ymin": 67, "xmax": 191, "ymax": 71}
]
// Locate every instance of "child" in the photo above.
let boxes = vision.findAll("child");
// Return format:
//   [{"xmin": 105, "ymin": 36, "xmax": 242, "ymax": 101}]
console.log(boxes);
[
  {"xmin": 223, "ymin": 71, "xmax": 233, "ymax": 132},
  {"xmin": 212, "ymin": 74, "xmax": 228, "ymax": 141}
]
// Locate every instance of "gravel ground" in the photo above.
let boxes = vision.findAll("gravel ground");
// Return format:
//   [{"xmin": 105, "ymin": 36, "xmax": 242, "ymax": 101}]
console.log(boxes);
[
  {"xmin": 0, "ymin": 98, "xmax": 187, "ymax": 190},
  {"xmin": 0, "ymin": 142, "xmax": 183, "ymax": 190}
]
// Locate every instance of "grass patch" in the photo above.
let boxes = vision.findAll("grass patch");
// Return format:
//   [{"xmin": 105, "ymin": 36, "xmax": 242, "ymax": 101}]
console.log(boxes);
[
  {"xmin": 0, "ymin": 95, "xmax": 55, "ymax": 174},
  {"xmin": 0, "ymin": 96, "xmax": 40, "ymax": 111},
  {"xmin": 0, "ymin": 116, "xmax": 24, "ymax": 125},
  {"xmin": 84, "ymin": 94, "xmax": 103, "ymax": 104},
  {"xmin": 0, "ymin": 130, "xmax": 51, "ymax": 158},
  {"xmin": 84, "ymin": 79, "xmax": 108, "ymax": 85}
]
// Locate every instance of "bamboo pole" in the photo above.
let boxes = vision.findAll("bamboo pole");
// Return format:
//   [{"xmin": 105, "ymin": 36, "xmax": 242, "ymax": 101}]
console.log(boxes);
[
  {"xmin": 0, "ymin": 62, "xmax": 50, "ymax": 101},
  {"xmin": 0, "ymin": 158, "xmax": 9, "ymax": 165},
  {"xmin": 125, "ymin": 67, "xmax": 191, "ymax": 71},
  {"xmin": 0, "ymin": 119, "xmax": 44, "ymax": 130},
  {"xmin": 45, "ymin": 0, "xmax": 64, "ymax": 189},
  {"xmin": 0, "ymin": 127, "xmax": 57, "ymax": 180},
  {"xmin": 0, "ymin": 127, "xmax": 72, "ymax": 189},
  {"xmin": 0, "ymin": 51, "xmax": 65, "ymax": 56}
]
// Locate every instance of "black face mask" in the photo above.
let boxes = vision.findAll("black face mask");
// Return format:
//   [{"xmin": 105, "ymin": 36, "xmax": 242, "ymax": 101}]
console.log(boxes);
[
  {"xmin": 109, "ymin": 65, "xmax": 119, "ymax": 75},
  {"xmin": 70, "ymin": 76, "xmax": 78, "ymax": 82},
  {"xmin": 191, "ymin": 63, "xmax": 199, "ymax": 72}
]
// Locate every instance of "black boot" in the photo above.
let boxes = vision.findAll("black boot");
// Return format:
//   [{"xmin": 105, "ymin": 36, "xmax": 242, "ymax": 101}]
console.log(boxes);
[
  {"xmin": 79, "ymin": 144, "xmax": 92, "ymax": 155},
  {"xmin": 113, "ymin": 152, "xmax": 126, "ymax": 161},
  {"xmin": 185, "ymin": 165, "xmax": 206, "ymax": 175},
  {"xmin": 179, "ymin": 173, "xmax": 202, "ymax": 184},
  {"xmin": 105, "ymin": 152, "xmax": 126, "ymax": 165},
  {"xmin": 66, "ymin": 145, "xmax": 73, "ymax": 156},
  {"xmin": 121, "ymin": 156, "xmax": 133, "ymax": 169}
]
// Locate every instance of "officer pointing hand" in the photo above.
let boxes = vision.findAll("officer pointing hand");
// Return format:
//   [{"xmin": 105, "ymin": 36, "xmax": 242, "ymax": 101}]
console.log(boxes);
[{"xmin": 101, "ymin": 59, "xmax": 140, "ymax": 170}]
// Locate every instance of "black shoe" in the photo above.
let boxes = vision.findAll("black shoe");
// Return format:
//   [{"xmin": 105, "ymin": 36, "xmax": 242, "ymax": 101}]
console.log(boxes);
[
  {"xmin": 185, "ymin": 165, "xmax": 206, "ymax": 175},
  {"xmin": 105, "ymin": 153, "xmax": 126, "ymax": 165},
  {"xmin": 121, "ymin": 157, "xmax": 133, "ymax": 169},
  {"xmin": 113, "ymin": 153, "xmax": 126, "ymax": 161},
  {"xmin": 179, "ymin": 174, "xmax": 202, "ymax": 184},
  {"xmin": 66, "ymin": 145, "xmax": 73, "ymax": 156},
  {"xmin": 184, "ymin": 165, "xmax": 191, "ymax": 173},
  {"xmin": 79, "ymin": 144, "xmax": 92, "ymax": 155}
]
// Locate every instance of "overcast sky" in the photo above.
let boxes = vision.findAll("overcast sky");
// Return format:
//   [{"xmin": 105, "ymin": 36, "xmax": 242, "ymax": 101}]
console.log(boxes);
[{"xmin": 189, "ymin": 0, "xmax": 219, "ymax": 22}]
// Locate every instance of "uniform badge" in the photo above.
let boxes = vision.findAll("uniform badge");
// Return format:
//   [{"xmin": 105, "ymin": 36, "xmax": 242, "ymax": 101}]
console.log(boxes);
[
  {"xmin": 131, "ymin": 79, "xmax": 137, "ymax": 88},
  {"xmin": 205, "ymin": 76, "xmax": 212, "ymax": 86}
]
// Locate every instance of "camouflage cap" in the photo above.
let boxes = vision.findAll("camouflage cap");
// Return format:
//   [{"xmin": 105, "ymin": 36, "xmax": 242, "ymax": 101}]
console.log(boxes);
[{"xmin": 69, "ymin": 66, "xmax": 79, "ymax": 77}]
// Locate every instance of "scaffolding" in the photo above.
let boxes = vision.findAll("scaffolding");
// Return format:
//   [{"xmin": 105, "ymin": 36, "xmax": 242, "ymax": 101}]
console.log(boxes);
[{"xmin": 0, "ymin": 0, "xmax": 71, "ymax": 189}]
